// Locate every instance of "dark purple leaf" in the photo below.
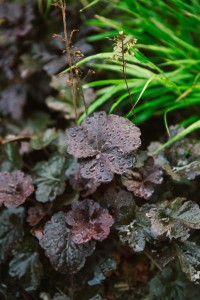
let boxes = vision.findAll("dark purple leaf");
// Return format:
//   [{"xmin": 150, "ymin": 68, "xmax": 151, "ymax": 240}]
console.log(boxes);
[
  {"xmin": 0, "ymin": 3, "xmax": 22, "ymax": 23},
  {"xmin": 0, "ymin": 84, "xmax": 27, "ymax": 120},
  {"xmin": 39, "ymin": 212, "xmax": 95, "ymax": 273},
  {"xmin": 27, "ymin": 203, "xmax": 52, "ymax": 226},
  {"xmin": 43, "ymin": 55, "xmax": 68, "ymax": 76},
  {"xmin": 122, "ymin": 156, "xmax": 163, "ymax": 199},
  {"xmin": 0, "ymin": 207, "xmax": 24, "ymax": 263},
  {"xmin": 148, "ymin": 126, "xmax": 200, "ymax": 181},
  {"xmin": 66, "ymin": 112, "xmax": 141, "ymax": 183},
  {"xmin": 0, "ymin": 2, "xmax": 34, "ymax": 43},
  {"xmin": 101, "ymin": 184, "xmax": 134, "ymax": 223},
  {"xmin": 0, "ymin": 2, "xmax": 34, "ymax": 80},
  {"xmin": 0, "ymin": 171, "xmax": 34, "ymax": 208},
  {"xmin": 147, "ymin": 198, "xmax": 200, "ymax": 241},
  {"xmin": 69, "ymin": 164, "xmax": 101, "ymax": 197},
  {"xmin": 66, "ymin": 199, "xmax": 114, "ymax": 243}
]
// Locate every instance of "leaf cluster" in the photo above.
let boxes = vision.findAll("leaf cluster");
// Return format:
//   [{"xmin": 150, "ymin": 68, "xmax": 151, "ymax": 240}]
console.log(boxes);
[{"xmin": 0, "ymin": 1, "xmax": 200, "ymax": 299}]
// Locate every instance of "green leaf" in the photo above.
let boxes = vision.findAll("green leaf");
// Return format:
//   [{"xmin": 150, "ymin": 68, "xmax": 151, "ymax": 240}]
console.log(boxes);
[
  {"xmin": 30, "ymin": 128, "xmax": 57, "ymax": 150},
  {"xmin": 117, "ymin": 204, "xmax": 152, "ymax": 252},
  {"xmin": 147, "ymin": 198, "xmax": 200, "ymax": 241},
  {"xmin": 0, "ymin": 207, "xmax": 24, "ymax": 263},
  {"xmin": 33, "ymin": 154, "xmax": 68, "ymax": 202},
  {"xmin": 0, "ymin": 143, "xmax": 23, "ymax": 172},
  {"xmin": 169, "ymin": 199, "xmax": 200, "ymax": 229},
  {"xmin": 149, "ymin": 266, "xmax": 198, "ymax": 300},
  {"xmin": 25, "ymin": 112, "xmax": 53, "ymax": 133},
  {"xmin": 9, "ymin": 238, "xmax": 43, "ymax": 292},
  {"xmin": 175, "ymin": 241, "xmax": 200, "ymax": 282}
]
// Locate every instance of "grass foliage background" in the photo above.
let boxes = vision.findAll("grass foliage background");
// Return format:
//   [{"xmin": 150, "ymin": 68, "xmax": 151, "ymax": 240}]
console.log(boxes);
[{"xmin": 61, "ymin": 0, "xmax": 200, "ymax": 142}]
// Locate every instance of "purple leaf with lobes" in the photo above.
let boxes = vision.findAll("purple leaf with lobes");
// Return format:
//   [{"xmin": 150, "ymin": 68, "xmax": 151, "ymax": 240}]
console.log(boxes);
[
  {"xmin": 39, "ymin": 212, "xmax": 95, "ymax": 273},
  {"xmin": 0, "ymin": 171, "xmax": 34, "ymax": 208},
  {"xmin": 66, "ymin": 112, "xmax": 141, "ymax": 183},
  {"xmin": 66, "ymin": 199, "xmax": 114, "ymax": 243},
  {"xmin": 122, "ymin": 156, "xmax": 163, "ymax": 199}
]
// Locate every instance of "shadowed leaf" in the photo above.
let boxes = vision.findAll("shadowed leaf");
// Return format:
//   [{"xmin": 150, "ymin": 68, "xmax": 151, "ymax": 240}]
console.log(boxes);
[
  {"xmin": 0, "ymin": 207, "xmax": 24, "ymax": 263},
  {"xmin": 27, "ymin": 203, "xmax": 52, "ymax": 226},
  {"xmin": 30, "ymin": 128, "xmax": 57, "ymax": 150},
  {"xmin": 175, "ymin": 241, "xmax": 200, "ymax": 282},
  {"xmin": 117, "ymin": 204, "xmax": 152, "ymax": 252},
  {"xmin": 69, "ymin": 164, "xmax": 101, "ymax": 196},
  {"xmin": 149, "ymin": 266, "xmax": 199, "ymax": 300},
  {"xmin": 46, "ymin": 75, "xmax": 95, "ymax": 119},
  {"xmin": 9, "ymin": 238, "xmax": 43, "ymax": 292},
  {"xmin": 101, "ymin": 184, "xmax": 134, "ymax": 224},
  {"xmin": 39, "ymin": 212, "xmax": 96, "ymax": 273},
  {"xmin": 0, "ymin": 84, "xmax": 27, "ymax": 120}
]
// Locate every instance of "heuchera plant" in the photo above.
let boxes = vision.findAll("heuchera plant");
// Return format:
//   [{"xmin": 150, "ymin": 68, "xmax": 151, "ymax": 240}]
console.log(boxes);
[
  {"xmin": 1, "ymin": 1, "xmax": 200, "ymax": 298},
  {"xmin": 1, "ymin": 108, "xmax": 200, "ymax": 298},
  {"xmin": 37, "ymin": 112, "xmax": 200, "ymax": 284}
]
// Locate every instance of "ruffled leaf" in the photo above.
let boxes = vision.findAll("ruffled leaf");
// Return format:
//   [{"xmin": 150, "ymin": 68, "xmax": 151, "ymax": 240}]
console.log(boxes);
[
  {"xmin": 33, "ymin": 155, "xmax": 67, "ymax": 202},
  {"xmin": 69, "ymin": 164, "xmax": 101, "ymax": 197},
  {"xmin": 147, "ymin": 198, "xmax": 200, "ymax": 241},
  {"xmin": 117, "ymin": 204, "xmax": 152, "ymax": 252},
  {"xmin": 66, "ymin": 112, "xmax": 141, "ymax": 183},
  {"xmin": 148, "ymin": 126, "xmax": 200, "ymax": 181},
  {"xmin": 66, "ymin": 199, "xmax": 114, "ymax": 243},
  {"xmin": 0, "ymin": 171, "xmax": 34, "ymax": 208},
  {"xmin": 175, "ymin": 241, "xmax": 200, "ymax": 282},
  {"xmin": 30, "ymin": 128, "xmax": 57, "ymax": 150},
  {"xmin": 27, "ymin": 202, "xmax": 52, "ymax": 226},
  {"xmin": 39, "ymin": 212, "xmax": 96, "ymax": 273},
  {"xmin": 122, "ymin": 156, "xmax": 163, "ymax": 199}
]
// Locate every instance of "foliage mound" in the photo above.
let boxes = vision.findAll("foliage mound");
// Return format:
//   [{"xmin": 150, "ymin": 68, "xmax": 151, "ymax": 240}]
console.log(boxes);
[{"xmin": 0, "ymin": 1, "xmax": 200, "ymax": 300}]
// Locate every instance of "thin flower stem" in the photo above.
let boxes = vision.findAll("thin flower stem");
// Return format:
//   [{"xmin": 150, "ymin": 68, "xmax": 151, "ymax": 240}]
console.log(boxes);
[
  {"xmin": 59, "ymin": 0, "xmax": 78, "ymax": 123},
  {"xmin": 121, "ymin": 41, "xmax": 133, "ymax": 107},
  {"xmin": 120, "ymin": 35, "xmax": 136, "ymax": 121},
  {"xmin": 71, "ymin": 55, "xmax": 88, "ymax": 116}
]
